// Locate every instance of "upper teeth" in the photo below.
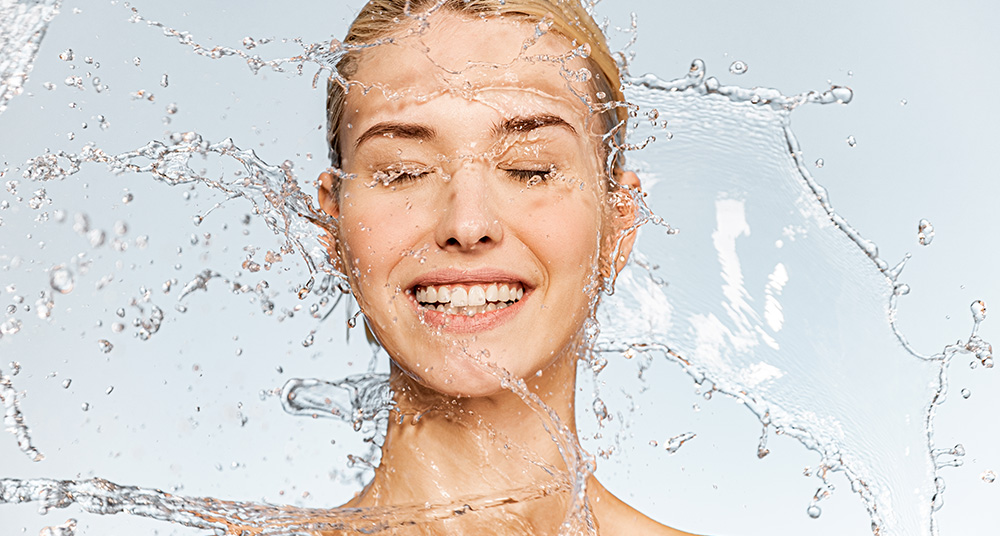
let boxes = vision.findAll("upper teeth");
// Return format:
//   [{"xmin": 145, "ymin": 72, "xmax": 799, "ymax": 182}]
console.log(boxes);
[{"xmin": 415, "ymin": 283, "xmax": 524, "ymax": 306}]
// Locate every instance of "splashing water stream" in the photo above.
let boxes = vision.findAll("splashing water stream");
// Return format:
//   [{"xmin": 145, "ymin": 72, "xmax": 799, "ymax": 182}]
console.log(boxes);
[{"xmin": 0, "ymin": 1, "xmax": 997, "ymax": 535}]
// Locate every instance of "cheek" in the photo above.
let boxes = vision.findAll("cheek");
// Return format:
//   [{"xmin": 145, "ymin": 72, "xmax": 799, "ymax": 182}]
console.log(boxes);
[
  {"xmin": 516, "ymin": 194, "xmax": 602, "ymax": 269},
  {"xmin": 338, "ymin": 199, "xmax": 420, "ymax": 294}
]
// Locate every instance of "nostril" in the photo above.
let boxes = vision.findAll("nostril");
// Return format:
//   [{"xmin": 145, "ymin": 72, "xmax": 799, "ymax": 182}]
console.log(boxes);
[{"xmin": 446, "ymin": 237, "xmax": 461, "ymax": 247}]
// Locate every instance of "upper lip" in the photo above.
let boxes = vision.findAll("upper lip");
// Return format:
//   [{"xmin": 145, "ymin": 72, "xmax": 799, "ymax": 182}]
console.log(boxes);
[{"xmin": 408, "ymin": 268, "xmax": 532, "ymax": 290}]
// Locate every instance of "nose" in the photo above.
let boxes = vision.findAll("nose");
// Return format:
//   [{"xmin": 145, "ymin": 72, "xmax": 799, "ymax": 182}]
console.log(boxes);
[{"xmin": 434, "ymin": 164, "xmax": 503, "ymax": 252}]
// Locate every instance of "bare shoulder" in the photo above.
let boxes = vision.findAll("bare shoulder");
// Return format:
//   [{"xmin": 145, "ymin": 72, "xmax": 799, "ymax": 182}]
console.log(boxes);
[{"xmin": 588, "ymin": 477, "xmax": 703, "ymax": 536}]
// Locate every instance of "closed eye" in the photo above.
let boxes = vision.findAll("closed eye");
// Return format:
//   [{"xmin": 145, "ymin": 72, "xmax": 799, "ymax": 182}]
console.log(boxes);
[
  {"xmin": 503, "ymin": 168, "xmax": 553, "ymax": 182},
  {"xmin": 372, "ymin": 165, "xmax": 433, "ymax": 186}
]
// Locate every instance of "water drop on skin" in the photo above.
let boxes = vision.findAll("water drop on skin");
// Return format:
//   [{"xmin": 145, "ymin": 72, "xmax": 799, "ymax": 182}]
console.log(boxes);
[{"xmin": 729, "ymin": 60, "xmax": 748, "ymax": 75}]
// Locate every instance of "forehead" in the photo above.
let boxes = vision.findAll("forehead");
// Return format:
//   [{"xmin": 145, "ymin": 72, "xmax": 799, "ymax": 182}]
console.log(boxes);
[{"xmin": 344, "ymin": 12, "xmax": 595, "ymax": 126}]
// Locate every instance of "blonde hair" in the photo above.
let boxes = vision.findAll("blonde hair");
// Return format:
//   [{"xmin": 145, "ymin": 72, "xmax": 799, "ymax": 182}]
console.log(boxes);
[{"xmin": 325, "ymin": 0, "xmax": 627, "ymax": 185}]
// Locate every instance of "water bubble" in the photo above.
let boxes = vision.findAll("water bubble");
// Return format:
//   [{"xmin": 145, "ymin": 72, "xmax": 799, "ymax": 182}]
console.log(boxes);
[
  {"xmin": 846, "ymin": 135, "xmax": 857, "ymax": 147},
  {"xmin": 961, "ymin": 388, "xmax": 971, "ymax": 399},
  {"xmin": 815, "ymin": 158, "xmax": 824, "ymax": 168},
  {"xmin": 807, "ymin": 504, "xmax": 822, "ymax": 519},
  {"xmin": 97, "ymin": 339, "xmax": 113, "ymax": 353},
  {"xmin": 49, "ymin": 265, "xmax": 74, "ymax": 294},
  {"xmin": 729, "ymin": 60, "xmax": 748, "ymax": 75},
  {"xmin": 983, "ymin": 471, "xmax": 996, "ymax": 484}
]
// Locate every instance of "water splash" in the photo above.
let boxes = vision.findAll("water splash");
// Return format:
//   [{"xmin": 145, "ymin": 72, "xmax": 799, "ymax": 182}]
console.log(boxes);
[
  {"xmin": 593, "ymin": 60, "xmax": 994, "ymax": 535},
  {"xmin": 0, "ymin": 365, "xmax": 44, "ymax": 462},
  {"xmin": 0, "ymin": 5, "xmax": 994, "ymax": 536},
  {"xmin": 0, "ymin": 0, "xmax": 61, "ymax": 115}
]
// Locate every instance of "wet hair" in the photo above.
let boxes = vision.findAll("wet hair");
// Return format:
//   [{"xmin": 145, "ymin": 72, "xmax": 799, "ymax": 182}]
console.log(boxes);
[{"xmin": 325, "ymin": 0, "xmax": 627, "ymax": 193}]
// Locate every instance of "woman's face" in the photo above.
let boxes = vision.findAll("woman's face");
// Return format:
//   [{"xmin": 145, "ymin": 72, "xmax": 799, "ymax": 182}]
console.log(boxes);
[{"xmin": 320, "ymin": 12, "xmax": 631, "ymax": 397}]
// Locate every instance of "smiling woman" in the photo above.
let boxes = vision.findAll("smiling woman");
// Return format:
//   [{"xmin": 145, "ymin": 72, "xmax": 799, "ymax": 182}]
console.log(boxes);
[{"xmin": 315, "ymin": 0, "xmax": 691, "ymax": 534}]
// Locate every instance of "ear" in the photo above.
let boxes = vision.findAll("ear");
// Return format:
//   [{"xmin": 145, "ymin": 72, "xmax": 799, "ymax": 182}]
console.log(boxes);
[
  {"xmin": 613, "ymin": 170, "xmax": 641, "ymax": 274},
  {"xmin": 317, "ymin": 171, "xmax": 344, "ymax": 275},
  {"xmin": 318, "ymin": 170, "xmax": 340, "ymax": 219}
]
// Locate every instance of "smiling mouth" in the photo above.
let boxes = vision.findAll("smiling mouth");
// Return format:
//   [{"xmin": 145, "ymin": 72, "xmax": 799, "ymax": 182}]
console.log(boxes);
[{"xmin": 414, "ymin": 282, "xmax": 525, "ymax": 316}]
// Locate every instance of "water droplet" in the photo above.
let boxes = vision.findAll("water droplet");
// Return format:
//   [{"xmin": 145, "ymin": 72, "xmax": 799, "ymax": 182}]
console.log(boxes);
[
  {"xmin": 961, "ymin": 388, "xmax": 971, "ymax": 399},
  {"xmin": 105, "ymin": 386, "xmax": 114, "ymax": 395},
  {"xmin": 814, "ymin": 158, "xmax": 824, "ymax": 168},
  {"xmin": 917, "ymin": 219, "xmax": 935, "ymax": 246},
  {"xmin": 116, "ymin": 308, "xmax": 125, "ymax": 317},
  {"xmin": 61, "ymin": 379, "xmax": 71, "ymax": 389},
  {"xmin": 49, "ymin": 265, "xmax": 74, "ymax": 294},
  {"xmin": 900, "ymin": 98, "xmax": 908, "ymax": 106},
  {"xmin": 132, "ymin": 56, "xmax": 141, "ymax": 66},
  {"xmin": 807, "ymin": 504, "xmax": 822, "ymax": 519},
  {"xmin": 160, "ymin": 73, "xmax": 169, "ymax": 87},
  {"xmin": 971, "ymin": 300, "xmax": 987, "ymax": 323},
  {"xmin": 97, "ymin": 339, "xmax": 113, "ymax": 353},
  {"xmin": 729, "ymin": 60, "xmax": 748, "ymax": 75},
  {"xmin": 87, "ymin": 229, "xmax": 105, "ymax": 247},
  {"xmin": 846, "ymin": 135, "xmax": 857, "ymax": 147},
  {"xmin": 983, "ymin": 471, "xmax": 996, "ymax": 484},
  {"xmin": 81, "ymin": 402, "xmax": 90, "ymax": 411},
  {"xmin": 59, "ymin": 49, "xmax": 74, "ymax": 61},
  {"xmin": 122, "ymin": 192, "xmax": 134, "ymax": 204},
  {"xmin": 166, "ymin": 103, "xmax": 178, "ymax": 115},
  {"xmin": 592, "ymin": 397, "xmax": 609, "ymax": 425}
]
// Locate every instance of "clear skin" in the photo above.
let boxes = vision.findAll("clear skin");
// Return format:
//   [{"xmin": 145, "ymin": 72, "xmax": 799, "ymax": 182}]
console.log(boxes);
[{"xmin": 318, "ymin": 11, "xmax": 698, "ymax": 536}]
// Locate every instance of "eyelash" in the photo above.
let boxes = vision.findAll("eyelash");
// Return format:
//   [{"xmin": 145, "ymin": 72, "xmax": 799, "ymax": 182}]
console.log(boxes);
[
  {"xmin": 503, "ymin": 168, "xmax": 554, "ymax": 182},
  {"xmin": 373, "ymin": 165, "xmax": 556, "ymax": 185},
  {"xmin": 374, "ymin": 166, "xmax": 432, "ymax": 185}
]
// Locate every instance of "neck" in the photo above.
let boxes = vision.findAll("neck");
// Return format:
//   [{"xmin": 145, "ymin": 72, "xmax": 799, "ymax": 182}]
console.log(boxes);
[{"xmin": 351, "ymin": 340, "xmax": 586, "ymax": 518}]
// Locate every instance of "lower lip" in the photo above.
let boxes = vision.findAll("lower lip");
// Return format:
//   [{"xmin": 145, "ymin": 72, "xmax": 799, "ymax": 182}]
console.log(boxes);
[{"xmin": 411, "ymin": 293, "xmax": 528, "ymax": 333}]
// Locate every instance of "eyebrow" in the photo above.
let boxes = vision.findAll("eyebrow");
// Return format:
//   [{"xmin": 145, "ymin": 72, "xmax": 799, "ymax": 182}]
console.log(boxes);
[
  {"xmin": 352, "ymin": 114, "xmax": 575, "ymax": 151},
  {"xmin": 495, "ymin": 114, "xmax": 577, "ymax": 137},
  {"xmin": 354, "ymin": 122, "xmax": 437, "ymax": 149}
]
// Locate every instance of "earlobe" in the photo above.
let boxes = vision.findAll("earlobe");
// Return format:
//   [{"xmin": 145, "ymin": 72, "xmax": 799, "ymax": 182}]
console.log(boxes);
[
  {"xmin": 318, "ymin": 171, "xmax": 341, "ymax": 219},
  {"xmin": 613, "ymin": 171, "xmax": 641, "ymax": 274}
]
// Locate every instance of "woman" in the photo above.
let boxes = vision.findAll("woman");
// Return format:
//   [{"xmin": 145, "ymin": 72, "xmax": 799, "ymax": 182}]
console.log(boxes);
[{"xmin": 317, "ymin": 1, "xmax": 697, "ymax": 534}]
